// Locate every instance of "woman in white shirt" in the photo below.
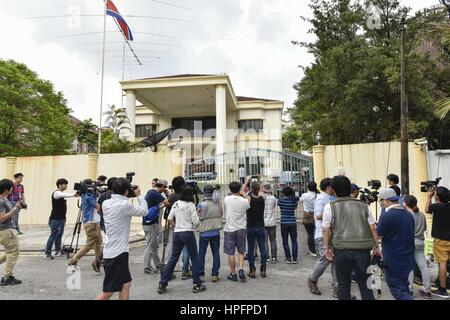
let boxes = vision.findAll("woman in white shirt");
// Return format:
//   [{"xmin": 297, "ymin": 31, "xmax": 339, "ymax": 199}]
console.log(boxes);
[{"xmin": 158, "ymin": 186, "xmax": 206, "ymax": 294}]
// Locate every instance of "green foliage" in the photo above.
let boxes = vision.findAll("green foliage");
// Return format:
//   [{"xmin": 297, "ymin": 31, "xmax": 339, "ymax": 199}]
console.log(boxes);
[
  {"xmin": 75, "ymin": 118, "xmax": 98, "ymax": 153},
  {"xmin": 0, "ymin": 59, "xmax": 74, "ymax": 157},
  {"xmin": 289, "ymin": 0, "xmax": 450, "ymax": 151},
  {"xmin": 100, "ymin": 129, "xmax": 141, "ymax": 154}
]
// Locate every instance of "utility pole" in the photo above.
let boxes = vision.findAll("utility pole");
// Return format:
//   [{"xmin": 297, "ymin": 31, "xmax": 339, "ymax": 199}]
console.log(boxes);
[{"xmin": 400, "ymin": 17, "xmax": 409, "ymax": 195}]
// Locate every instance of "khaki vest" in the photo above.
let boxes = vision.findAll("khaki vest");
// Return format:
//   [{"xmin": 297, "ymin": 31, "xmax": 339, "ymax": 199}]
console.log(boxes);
[
  {"xmin": 196, "ymin": 199, "xmax": 223, "ymax": 233},
  {"xmin": 330, "ymin": 198, "xmax": 375, "ymax": 250}
]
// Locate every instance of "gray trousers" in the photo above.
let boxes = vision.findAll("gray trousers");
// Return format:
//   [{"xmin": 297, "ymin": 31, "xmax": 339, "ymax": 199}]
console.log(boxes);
[
  {"xmin": 408, "ymin": 245, "xmax": 431, "ymax": 293},
  {"xmin": 10, "ymin": 202, "xmax": 21, "ymax": 233},
  {"xmin": 265, "ymin": 226, "xmax": 277, "ymax": 259},
  {"xmin": 144, "ymin": 224, "xmax": 161, "ymax": 270},
  {"xmin": 310, "ymin": 237, "xmax": 338, "ymax": 288}
]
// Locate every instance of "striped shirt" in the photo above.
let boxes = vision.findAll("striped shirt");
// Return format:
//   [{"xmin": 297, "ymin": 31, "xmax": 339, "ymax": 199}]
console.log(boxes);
[
  {"xmin": 8, "ymin": 184, "xmax": 24, "ymax": 202},
  {"xmin": 278, "ymin": 196, "xmax": 299, "ymax": 224}
]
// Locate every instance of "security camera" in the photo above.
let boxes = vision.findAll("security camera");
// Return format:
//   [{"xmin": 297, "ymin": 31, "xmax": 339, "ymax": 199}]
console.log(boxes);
[{"xmin": 414, "ymin": 138, "xmax": 428, "ymax": 146}]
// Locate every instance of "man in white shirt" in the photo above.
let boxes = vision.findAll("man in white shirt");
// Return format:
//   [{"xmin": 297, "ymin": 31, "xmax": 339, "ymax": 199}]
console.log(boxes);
[
  {"xmin": 96, "ymin": 178, "xmax": 148, "ymax": 300},
  {"xmin": 223, "ymin": 181, "xmax": 250, "ymax": 282},
  {"xmin": 238, "ymin": 166, "xmax": 246, "ymax": 185},
  {"xmin": 300, "ymin": 181, "xmax": 319, "ymax": 257}
]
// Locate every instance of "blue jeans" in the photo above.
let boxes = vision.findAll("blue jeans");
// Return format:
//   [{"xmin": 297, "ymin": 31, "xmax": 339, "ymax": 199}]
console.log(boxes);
[
  {"xmin": 160, "ymin": 231, "xmax": 201, "ymax": 286},
  {"xmin": 281, "ymin": 223, "xmax": 298, "ymax": 261},
  {"xmin": 45, "ymin": 219, "xmax": 66, "ymax": 255},
  {"xmin": 385, "ymin": 271, "xmax": 414, "ymax": 300},
  {"xmin": 198, "ymin": 235, "xmax": 220, "ymax": 276},
  {"xmin": 182, "ymin": 246, "xmax": 190, "ymax": 273},
  {"xmin": 246, "ymin": 226, "xmax": 267, "ymax": 268},
  {"xmin": 304, "ymin": 223, "xmax": 316, "ymax": 254},
  {"xmin": 333, "ymin": 249, "xmax": 375, "ymax": 300}
]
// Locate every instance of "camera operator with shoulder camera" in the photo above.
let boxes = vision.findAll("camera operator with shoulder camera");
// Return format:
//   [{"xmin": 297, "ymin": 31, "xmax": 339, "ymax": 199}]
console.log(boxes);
[
  {"xmin": 45, "ymin": 179, "xmax": 79, "ymax": 260},
  {"xmin": 67, "ymin": 179, "xmax": 103, "ymax": 273},
  {"xmin": 425, "ymin": 186, "xmax": 450, "ymax": 299},
  {"xmin": 96, "ymin": 178, "xmax": 148, "ymax": 300},
  {"xmin": 97, "ymin": 177, "xmax": 117, "ymax": 233},
  {"xmin": 0, "ymin": 179, "xmax": 26, "ymax": 286}
]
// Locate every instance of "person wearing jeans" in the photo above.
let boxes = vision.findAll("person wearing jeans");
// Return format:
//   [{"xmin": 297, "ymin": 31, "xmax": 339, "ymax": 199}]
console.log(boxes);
[
  {"xmin": 158, "ymin": 187, "xmax": 206, "ymax": 294},
  {"xmin": 262, "ymin": 183, "xmax": 277, "ymax": 263},
  {"xmin": 322, "ymin": 176, "xmax": 380, "ymax": 300},
  {"xmin": 404, "ymin": 195, "xmax": 432, "ymax": 299},
  {"xmin": 45, "ymin": 179, "xmax": 78, "ymax": 259},
  {"xmin": 197, "ymin": 185, "xmax": 223, "ymax": 282},
  {"xmin": 278, "ymin": 186, "xmax": 299, "ymax": 263},
  {"xmin": 377, "ymin": 188, "xmax": 415, "ymax": 300},
  {"xmin": 244, "ymin": 179, "xmax": 268, "ymax": 278},
  {"xmin": 8, "ymin": 173, "xmax": 26, "ymax": 235},
  {"xmin": 300, "ymin": 182, "xmax": 318, "ymax": 256}
]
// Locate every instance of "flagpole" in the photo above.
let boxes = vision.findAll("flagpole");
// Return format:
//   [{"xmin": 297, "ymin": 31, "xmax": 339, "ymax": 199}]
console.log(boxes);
[
  {"xmin": 121, "ymin": 37, "xmax": 125, "ymax": 107},
  {"xmin": 98, "ymin": 0, "xmax": 107, "ymax": 154}
]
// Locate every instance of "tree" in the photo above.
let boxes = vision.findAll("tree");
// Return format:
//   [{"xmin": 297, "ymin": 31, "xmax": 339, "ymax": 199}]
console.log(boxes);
[
  {"xmin": 0, "ymin": 59, "xmax": 74, "ymax": 157},
  {"xmin": 103, "ymin": 104, "xmax": 131, "ymax": 137},
  {"xmin": 75, "ymin": 118, "xmax": 98, "ymax": 153},
  {"xmin": 290, "ymin": 0, "xmax": 450, "ymax": 151},
  {"xmin": 100, "ymin": 129, "xmax": 140, "ymax": 154}
]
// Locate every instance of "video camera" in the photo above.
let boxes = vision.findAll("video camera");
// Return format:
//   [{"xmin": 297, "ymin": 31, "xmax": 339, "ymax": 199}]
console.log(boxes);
[
  {"xmin": 74, "ymin": 180, "xmax": 106, "ymax": 195},
  {"xmin": 360, "ymin": 180, "xmax": 382, "ymax": 204},
  {"xmin": 421, "ymin": 177, "xmax": 442, "ymax": 193},
  {"xmin": 126, "ymin": 172, "xmax": 138, "ymax": 198}
]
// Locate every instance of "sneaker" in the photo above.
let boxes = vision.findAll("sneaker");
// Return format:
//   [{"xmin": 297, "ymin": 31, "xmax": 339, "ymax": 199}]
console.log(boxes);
[
  {"xmin": 414, "ymin": 277, "xmax": 423, "ymax": 286},
  {"xmin": 182, "ymin": 271, "xmax": 192, "ymax": 280},
  {"xmin": 419, "ymin": 289, "xmax": 432, "ymax": 300},
  {"xmin": 157, "ymin": 284, "xmax": 167, "ymax": 294},
  {"xmin": 227, "ymin": 273, "xmax": 238, "ymax": 282},
  {"xmin": 285, "ymin": 258, "xmax": 292, "ymax": 264},
  {"xmin": 44, "ymin": 254, "xmax": 54, "ymax": 260},
  {"xmin": 266, "ymin": 258, "xmax": 271, "ymax": 263},
  {"xmin": 54, "ymin": 251, "xmax": 63, "ymax": 257},
  {"xmin": 292, "ymin": 260, "xmax": 299, "ymax": 264},
  {"xmin": 308, "ymin": 277, "xmax": 321, "ymax": 295},
  {"xmin": 271, "ymin": 257, "xmax": 277, "ymax": 263},
  {"xmin": 144, "ymin": 267, "xmax": 158, "ymax": 274},
  {"xmin": 238, "ymin": 269, "xmax": 246, "ymax": 281},
  {"xmin": 332, "ymin": 288, "xmax": 338, "ymax": 298},
  {"xmin": 307, "ymin": 252, "xmax": 318, "ymax": 257},
  {"xmin": 248, "ymin": 267, "xmax": 256, "ymax": 279},
  {"xmin": 0, "ymin": 276, "xmax": 22, "ymax": 286},
  {"xmin": 66, "ymin": 263, "xmax": 79, "ymax": 274},
  {"xmin": 212, "ymin": 275, "xmax": 220, "ymax": 282},
  {"xmin": 192, "ymin": 284, "xmax": 207, "ymax": 294},
  {"xmin": 92, "ymin": 259, "xmax": 101, "ymax": 273},
  {"xmin": 431, "ymin": 287, "xmax": 449, "ymax": 299}
]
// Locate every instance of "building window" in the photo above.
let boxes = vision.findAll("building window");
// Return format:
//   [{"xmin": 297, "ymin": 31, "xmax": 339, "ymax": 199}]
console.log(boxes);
[
  {"xmin": 171, "ymin": 117, "xmax": 216, "ymax": 135},
  {"xmin": 238, "ymin": 120, "xmax": 264, "ymax": 133},
  {"xmin": 135, "ymin": 124, "xmax": 157, "ymax": 138}
]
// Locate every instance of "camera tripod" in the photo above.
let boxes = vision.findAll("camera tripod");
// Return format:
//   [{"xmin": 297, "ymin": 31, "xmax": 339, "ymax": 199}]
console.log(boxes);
[
  {"xmin": 64, "ymin": 201, "xmax": 83, "ymax": 258},
  {"xmin": 158, "ymin": 209, "xmax": 171, "ymax": 273}
]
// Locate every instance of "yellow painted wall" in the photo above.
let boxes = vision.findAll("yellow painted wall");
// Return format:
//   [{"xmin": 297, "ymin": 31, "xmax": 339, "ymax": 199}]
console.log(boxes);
[{"xmin": 1, "ymin": 149, "xmax": 179, "ymax": 225}]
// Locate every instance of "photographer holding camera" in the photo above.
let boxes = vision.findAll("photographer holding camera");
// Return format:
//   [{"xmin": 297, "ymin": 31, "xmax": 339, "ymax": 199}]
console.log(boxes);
[
  {"xmin": 96, "ymin": 178, "xmax": 148, "ymax": 300},
  {"xmin": 67, "ymin": 179, "xmax": 103, "ymax": 272},
  {"xmin": 425, "ymin": 186, "xmax": 450, "ymax": 299},
  {"xmin": 0, "ymin": 179, "xmax": 25, "ymax": 286},
  {"xmin": 45, "ymin": 179, "xmax": 79, "ymax": 260}
]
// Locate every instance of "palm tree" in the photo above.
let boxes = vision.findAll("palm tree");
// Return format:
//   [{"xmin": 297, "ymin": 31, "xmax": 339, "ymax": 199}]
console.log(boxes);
[
  {"xmin": 75, "ymin": 119, "xmax": 98, "ymax": 152},
  {"xmin": 426, "ymin": 2, "xmax": 450, "ymax": 119},
  {"xmin": 103, "ymin": 104, "xmax": 132, "ymax": 137}
]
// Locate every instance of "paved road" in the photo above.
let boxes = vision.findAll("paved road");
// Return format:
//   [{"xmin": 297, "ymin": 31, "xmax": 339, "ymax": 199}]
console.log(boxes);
[{"xmin": 0, "ymin": 224, "xmax": 436, "ymax": 300}]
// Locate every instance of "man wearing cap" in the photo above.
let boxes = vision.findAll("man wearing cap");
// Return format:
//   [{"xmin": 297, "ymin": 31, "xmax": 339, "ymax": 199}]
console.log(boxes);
[
  {"xmin": 143, "ymin": 179, "xmax": 170, "ymax": 274},
  {"xmin": 377, "ymin": 188, "xmax": 415, "ymax": 300},
  {"xmin": 197, "ymin": 185, "xmax": 223, "ymax": 282},
  {"xmin": 351, "ymin": 184, "xmax": 360, "ymax": 199}
]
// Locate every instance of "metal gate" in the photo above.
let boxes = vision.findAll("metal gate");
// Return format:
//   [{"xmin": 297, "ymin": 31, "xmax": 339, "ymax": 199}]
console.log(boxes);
[{"xmin": 185, "ymin": 148, "xmax": 314, "ymax": 197}]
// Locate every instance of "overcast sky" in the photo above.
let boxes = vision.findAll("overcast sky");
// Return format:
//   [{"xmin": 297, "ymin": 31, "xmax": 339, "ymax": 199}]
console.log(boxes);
[{"xmin": 0, "ymin": 0, "xmax": 437, "ymax": 125}]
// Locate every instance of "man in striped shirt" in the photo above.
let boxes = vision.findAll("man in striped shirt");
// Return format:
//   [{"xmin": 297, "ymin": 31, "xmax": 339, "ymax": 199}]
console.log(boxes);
[{"xmin": 277, "ymin": 186, "xmax": 299, "ymax": 264}]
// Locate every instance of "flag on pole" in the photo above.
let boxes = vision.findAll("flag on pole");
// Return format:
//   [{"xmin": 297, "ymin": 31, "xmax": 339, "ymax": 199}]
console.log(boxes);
[{"xmin": 106, "ymin": 0, "xmax": 134, "ymax": 41}]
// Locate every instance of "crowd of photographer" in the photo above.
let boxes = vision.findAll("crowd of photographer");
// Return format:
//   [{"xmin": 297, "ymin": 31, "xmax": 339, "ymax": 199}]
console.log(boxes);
[{"xmin": 0, "ymin": 169, "xmax": 449, "ymax": 301}]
